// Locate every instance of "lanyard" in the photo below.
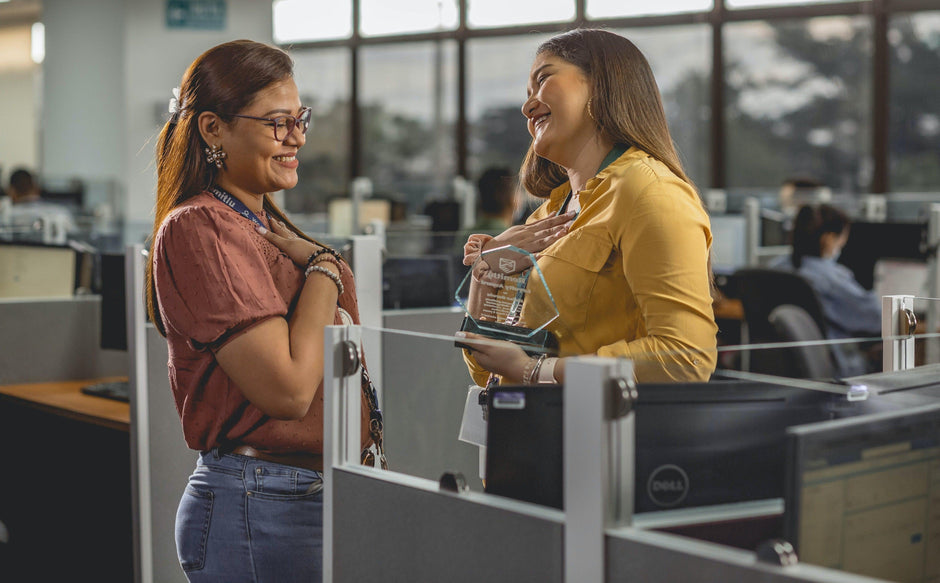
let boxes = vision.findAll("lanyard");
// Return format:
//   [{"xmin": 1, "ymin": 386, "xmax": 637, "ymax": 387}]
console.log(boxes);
[{"xmin": 209, "ymin": 186, "xmax": 266, "ymax": 229}]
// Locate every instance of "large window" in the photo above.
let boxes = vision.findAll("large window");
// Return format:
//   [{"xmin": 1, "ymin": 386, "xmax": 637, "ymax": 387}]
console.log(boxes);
[
  {"xmin": 285, "ymin": 48, "xmax": 351, "ymax": 214},
  {"xmin": 278, "ymin": 1, "xmax": 940, "ymax": 212},
  {"xmin": 466, "ymin": 34, "xmax": 551, "ymax": 181},
  {"xmin": 724, "ymin": 16, "xmax": 872, "ymax": 192},
  {"xmin": 273, "ymin": 0, "xmax": 352, "ymax": 43},
  {"xmin": 615, "ymin": 25, "xmax": 712, "ymax": 191},
  {"xmin": 359, "ymin": 41, "xmax": 458, "ymax": 213},
  {"xmin": 360, "ymin": 0, "xmax": 458, "ymax": 37},
  {"xmin": 467, "ymin": 0, "xmax": 574, "ymax": 28},
  {"xmin": 589, "ymin": 0, "xmax": 712, "ymax": 18},
  {"xmin": 889, "ymin": 11, "xmax": 940, "ymax": 192}
]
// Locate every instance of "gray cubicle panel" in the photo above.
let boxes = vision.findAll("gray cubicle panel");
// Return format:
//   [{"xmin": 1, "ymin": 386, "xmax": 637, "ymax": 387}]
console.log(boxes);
[
  {"xmin": 381, "ymin": 307, "xmax": 482, "ymax": 489},
  {"xmin": 131, "ymin": 324, "xmax": 191, "ymax": 583},
  {"xmin": 126, "ymin": 244, "xmax": 192, "ymax": 583},
  {"xmin": 0, "ymin": 296, "xmax": 126, "ymax": 384},
  {"xmin": 606, "ymin": 528, "xmax": 887, "ymax": 583},
  {"xmin": 332, "ymin": 467, "xmax": 564, "ymax": 583}
]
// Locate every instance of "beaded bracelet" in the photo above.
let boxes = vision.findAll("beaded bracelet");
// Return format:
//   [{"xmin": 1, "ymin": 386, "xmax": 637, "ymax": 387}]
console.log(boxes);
[
  {"xmin": 304, "ymin": 264, "xmax": 344, "ymax": 296},
  {"xmin": 304, "ymin": 247, "xmax": 341, "ymax": 271},
  {"xmin": 309, "ymin": 253, "xmax": 341, "ymax": 270}
]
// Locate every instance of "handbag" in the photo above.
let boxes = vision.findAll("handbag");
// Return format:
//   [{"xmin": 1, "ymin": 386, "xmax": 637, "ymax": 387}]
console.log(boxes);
[{"xmin": 359, "ymin": 366, "xmax": 389, "ymax": 470}]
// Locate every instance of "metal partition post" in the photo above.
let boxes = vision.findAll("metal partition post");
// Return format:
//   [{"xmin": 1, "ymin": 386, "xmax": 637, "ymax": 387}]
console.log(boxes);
[
  {"xmin": 882, "ymin": 295, "xmax": 916, "ymax": 372},
  {"xmin": 564, "ymin": 357, "xmax": 636, "ymax": 583},
  {"xmin": 350, "ymin": 177, "xmax": 373, "ymax": 236},
  {"xmin": 926, "ymin": 205, "xmax": 940, "ymax": 364},
  {"xmin": 862, "ymin": 194, "xmax": 887, "ymax": 222},
  {"xmin": 454, "ymin": 175, "xmax": 476, "ymax": 229},
  {"xmin": 351, "ymin": 235, "xmax": 383, "ymax": 394},
  {"xmin": 323, "ymin": 324, "xmax": 364, "ymax": 583},
  {"xmin": 126, "ymin": 243, "xmax": 152, "ymax": 583},
  {"xmin": 745, "ymin": 197, "xmax": 760, "ymax": 267}
]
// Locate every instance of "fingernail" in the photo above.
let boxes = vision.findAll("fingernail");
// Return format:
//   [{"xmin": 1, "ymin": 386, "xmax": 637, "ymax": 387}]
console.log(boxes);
[
  {"xmin": 255, "ymin": 226, "xmax": 267, "ymax": 235},
  {"xmin": 455, "ymin": 331, "xmax": 466, "ymax": 338}
]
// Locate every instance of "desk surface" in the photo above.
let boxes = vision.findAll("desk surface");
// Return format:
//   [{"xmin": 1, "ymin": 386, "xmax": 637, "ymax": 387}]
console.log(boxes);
[{"xmin": 0, "ymin": 377, "xmax": 130, "ymax": 432}]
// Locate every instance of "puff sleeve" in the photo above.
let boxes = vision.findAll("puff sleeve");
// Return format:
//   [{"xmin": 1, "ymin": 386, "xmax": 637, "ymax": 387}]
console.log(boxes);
[{"xmin": 153, "ymin": 205, "xmax": 287, "ymax": 349}]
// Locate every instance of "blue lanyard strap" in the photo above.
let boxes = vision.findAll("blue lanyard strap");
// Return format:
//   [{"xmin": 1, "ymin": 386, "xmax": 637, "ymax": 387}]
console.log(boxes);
[{"xmin": 209, "ymin": 186, "xmax": 266, "ymax": 229}]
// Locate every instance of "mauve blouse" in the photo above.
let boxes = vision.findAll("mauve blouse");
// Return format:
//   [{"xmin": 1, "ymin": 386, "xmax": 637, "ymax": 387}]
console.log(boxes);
[{"xmin": 152, "ymin": 191, "xmax": 369, "ymax": 453}]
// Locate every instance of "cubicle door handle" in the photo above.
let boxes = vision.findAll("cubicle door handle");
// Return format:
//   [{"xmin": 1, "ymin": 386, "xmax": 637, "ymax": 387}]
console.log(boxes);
[
  {"xmin": 902, "ymin": 308, "xmax": 918, "ymax": 337},
  {"xmin": 338, "ymin": 340, "xmax": 361, "ymax": 377},
  {"xmin": 607, "ymin": 377, "xmax": 638, "ymax": 419}
]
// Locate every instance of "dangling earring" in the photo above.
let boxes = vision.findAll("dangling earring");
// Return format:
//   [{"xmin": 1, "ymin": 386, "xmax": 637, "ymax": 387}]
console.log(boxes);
[
  {"xmin": 205, "ymin": 144, "xmax": 226, "ymax": 169},
  {"xmin": 587, "ymin": 98, "xmax": 596, "ymax": 122}
]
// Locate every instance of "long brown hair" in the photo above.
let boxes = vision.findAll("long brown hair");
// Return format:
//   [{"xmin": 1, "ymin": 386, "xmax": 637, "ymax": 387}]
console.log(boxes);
[
  {"xmin": 146, "ymin": 39, "xmax": 315, "ymax": 336},
  {"xmin": 520, "ymin": 29, "xmax": 693, "ymax": 197}
]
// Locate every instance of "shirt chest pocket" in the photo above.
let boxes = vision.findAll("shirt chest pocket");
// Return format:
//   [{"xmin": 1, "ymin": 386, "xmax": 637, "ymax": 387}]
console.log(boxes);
[{"xmin": 532, "ymin": 232, "xmax": 615, "ymax": 330}]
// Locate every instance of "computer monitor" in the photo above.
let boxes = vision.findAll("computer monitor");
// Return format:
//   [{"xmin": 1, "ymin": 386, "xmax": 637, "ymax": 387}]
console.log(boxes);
[
  {"xmin": 0, "ymin": 242, "xmax": 76, "ymax": 299},
  {"xmin": 382, "ymin": 255, "xmax": 455, "ymax": 310},
  {"xmin": 484, "ymin": 380, "xmax": 901, "ymax": 513},
  {"xmin": 759, "ymin": 209, "xmax": 790, "ymax": 247},
  {"xmin": 839, "ymin": 221, "xmax": 928, "ymax": 290},
  {"xmin": 328, "ymin": 198, "xmax": 391, "ymax": 236},
  {"xmin": 98, "ymin": 252, "xmax": 127, "ymax": 351},
  {"xmin": 80, "ymin": 252, "xmax": 129, "ymax": 402},
  {"xmin": 784, "ymin": 402, "xmax": 940, "ymax": 581}
]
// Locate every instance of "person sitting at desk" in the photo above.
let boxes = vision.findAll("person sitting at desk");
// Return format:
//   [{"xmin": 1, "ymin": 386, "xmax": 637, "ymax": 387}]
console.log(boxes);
[
  {"xmin": 771, "ymin": 203, "xmax": 881, "ymax": 376},
  {"xmin": 454, "ymin": 166, "xmax": 517, "ymax": 245},
  {"xmin": 3, "ymin": 167, "xmax": 76, "ymax": 244}
]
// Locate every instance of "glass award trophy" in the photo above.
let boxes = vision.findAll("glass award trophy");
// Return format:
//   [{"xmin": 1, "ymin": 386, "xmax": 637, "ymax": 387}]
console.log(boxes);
[{"xmin": 454, "ymin": 244, "xmax": 559, "ymax": 356}]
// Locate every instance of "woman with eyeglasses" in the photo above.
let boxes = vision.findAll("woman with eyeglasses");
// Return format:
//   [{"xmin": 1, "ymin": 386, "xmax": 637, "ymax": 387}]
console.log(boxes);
[{"xmin": 147, "ymin": 39, "xmax": 371, "ymax": 583}]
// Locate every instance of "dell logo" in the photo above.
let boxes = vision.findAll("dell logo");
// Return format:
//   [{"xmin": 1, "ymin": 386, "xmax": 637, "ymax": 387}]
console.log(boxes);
[{"xmin": 647, "ymin": 465, "xmax": 689, "ymax": 507}]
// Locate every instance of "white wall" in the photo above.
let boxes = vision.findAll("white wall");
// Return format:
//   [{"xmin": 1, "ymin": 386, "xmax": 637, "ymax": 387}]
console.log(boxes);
[
  {"xmin": 42, "ymin": 0, "xmax": 126, "ymax": 184},
  {"xmin": 123, "ymin": 0, "xmax": 273, "ymax": 233},
  {"xmin": 0, "ymin": 21, "xmax": 41, "ymax": 183},
  {"xmin": 0, "ymin": 67, "xmax": 40, "ymax": 182},
  {"xmin": 41, "ymin": 0, "xmax": 273, "ymax": 239}
]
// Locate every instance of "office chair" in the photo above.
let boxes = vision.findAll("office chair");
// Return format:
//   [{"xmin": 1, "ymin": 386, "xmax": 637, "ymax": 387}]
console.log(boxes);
[
  {"xmin": 733, "ymin": 267, "xmax": 833, "ymax": 378},
  {"xmin": 768, "ymin": 304, "xmax": 836, "ymax": 380}
]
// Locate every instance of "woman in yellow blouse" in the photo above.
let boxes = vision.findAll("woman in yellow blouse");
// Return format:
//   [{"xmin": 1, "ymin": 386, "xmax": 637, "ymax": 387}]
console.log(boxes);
[{"xmin": 456, "ymin": 29, "xmax": 717, "ymax": 385}]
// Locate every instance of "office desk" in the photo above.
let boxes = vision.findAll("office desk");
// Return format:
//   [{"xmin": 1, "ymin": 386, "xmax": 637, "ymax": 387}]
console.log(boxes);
[
  {"xmin": 0, "ymin": 378, "xmax": 133, "ymax": 581},
  {"xmin": 0, "ymin": 377, "xmax": 130, "ymax": 432},
  {"xmin": 713, "ymin": 297, "xmax": 744, "ymax": 320}
]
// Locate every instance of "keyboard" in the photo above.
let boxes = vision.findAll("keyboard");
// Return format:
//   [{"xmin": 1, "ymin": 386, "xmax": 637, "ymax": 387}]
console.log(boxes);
[{"xmin": 80, "ymin": 380, "xmax": 130, "ymax": 402}]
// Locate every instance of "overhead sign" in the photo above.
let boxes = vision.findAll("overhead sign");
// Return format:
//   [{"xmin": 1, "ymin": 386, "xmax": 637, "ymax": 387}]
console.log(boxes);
[{"xmin": 166, "ymin": 0, "xmax": 226, "ymax": 30}]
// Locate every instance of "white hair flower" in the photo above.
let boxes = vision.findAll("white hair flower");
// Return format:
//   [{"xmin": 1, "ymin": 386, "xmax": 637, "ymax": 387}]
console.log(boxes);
[{"xmin": 168, "ymin": 87, "xmax": 181, "ymax": 115}]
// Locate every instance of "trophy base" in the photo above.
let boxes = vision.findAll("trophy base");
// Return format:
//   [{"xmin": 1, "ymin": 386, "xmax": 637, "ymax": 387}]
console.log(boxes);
[{"xmin": 456, "ymin": 316, "xmax": 559, "ymax": 357}]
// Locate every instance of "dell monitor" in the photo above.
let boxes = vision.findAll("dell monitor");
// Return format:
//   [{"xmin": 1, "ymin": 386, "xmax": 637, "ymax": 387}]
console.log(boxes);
[{"xmin": 485, "ymin": 380, "xmax": 906, "ymax": 514}]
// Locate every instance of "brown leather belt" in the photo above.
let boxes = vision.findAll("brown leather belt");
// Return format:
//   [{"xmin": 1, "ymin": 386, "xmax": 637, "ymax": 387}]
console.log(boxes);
[{"xmin": 230, "ymin": 445, "xmax": 323, "ymax": 472}]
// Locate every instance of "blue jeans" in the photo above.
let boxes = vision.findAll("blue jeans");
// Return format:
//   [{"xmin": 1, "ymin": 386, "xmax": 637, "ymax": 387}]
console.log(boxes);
[{"xmin": 176, "ymin": 449, "xmax": 324, "ymax": 583}]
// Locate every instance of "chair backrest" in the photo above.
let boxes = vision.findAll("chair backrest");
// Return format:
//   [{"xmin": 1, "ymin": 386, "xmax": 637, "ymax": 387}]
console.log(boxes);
[
  {"xmin": 768, "ymin": 304, "xmax": 836, "ymax": 380},
  {"xmin": 733, "ymin": 267, "xmax": 829, "ymax": 344}
]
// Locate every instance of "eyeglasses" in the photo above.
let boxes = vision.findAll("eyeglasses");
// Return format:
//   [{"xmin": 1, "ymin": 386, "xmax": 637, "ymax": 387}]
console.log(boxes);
[{"xmin": 227, "ymin": 107, "xmax": 312, "ymax": 142}]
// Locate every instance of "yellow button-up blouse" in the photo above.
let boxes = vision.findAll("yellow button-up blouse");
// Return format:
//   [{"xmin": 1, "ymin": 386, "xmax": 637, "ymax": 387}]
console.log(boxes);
[{"xmin": 464, "ymin": 146, "xmax": 718, "ymax": 385}]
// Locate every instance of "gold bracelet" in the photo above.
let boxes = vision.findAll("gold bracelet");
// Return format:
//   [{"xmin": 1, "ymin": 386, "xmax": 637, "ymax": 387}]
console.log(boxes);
[{"xmin": 523, "ymin": 354, "xmax": 547, "ymax": 384}]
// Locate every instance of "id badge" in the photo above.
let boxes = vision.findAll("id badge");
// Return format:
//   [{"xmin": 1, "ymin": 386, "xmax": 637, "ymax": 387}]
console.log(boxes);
[{"xmin": 458, "ymin": 385, "xmax": 487, "ymax": 447}]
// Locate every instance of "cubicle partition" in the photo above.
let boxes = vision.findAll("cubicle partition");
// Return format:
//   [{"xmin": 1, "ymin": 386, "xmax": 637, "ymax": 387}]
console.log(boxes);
[{"xmin": 322, "ymin": 317, "xmax": 940, "ymax": 582}]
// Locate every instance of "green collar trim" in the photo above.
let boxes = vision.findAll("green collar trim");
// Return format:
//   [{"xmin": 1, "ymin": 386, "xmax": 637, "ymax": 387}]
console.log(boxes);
[{"xmin": 597, "ymin": 144, "xmax": 629, "ymax": 175}]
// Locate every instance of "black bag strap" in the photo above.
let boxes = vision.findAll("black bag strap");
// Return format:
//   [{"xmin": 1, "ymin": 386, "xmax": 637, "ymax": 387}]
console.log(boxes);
[{"xmin": 359, "ymin": 366, "xmax": 388, "ymax": 470}]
